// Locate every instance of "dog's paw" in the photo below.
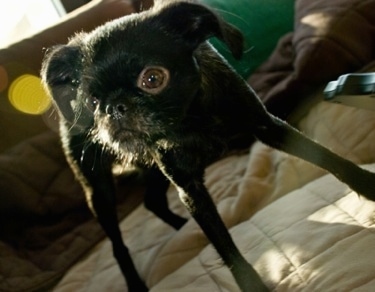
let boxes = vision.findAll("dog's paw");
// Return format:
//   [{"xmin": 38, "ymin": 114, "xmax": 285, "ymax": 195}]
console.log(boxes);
[{"xmin": 232, "ymin": 261, "xmax": 269, "ymax": 292}]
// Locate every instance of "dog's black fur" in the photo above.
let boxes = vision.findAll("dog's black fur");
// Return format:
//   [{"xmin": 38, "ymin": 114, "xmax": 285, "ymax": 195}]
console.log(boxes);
[{"xmin": 41, "ymin": 2, "xmax": 375, "ymax": 291}]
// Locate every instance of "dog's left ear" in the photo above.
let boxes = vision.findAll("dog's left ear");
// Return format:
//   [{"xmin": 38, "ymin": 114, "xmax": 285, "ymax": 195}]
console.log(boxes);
[{"xmin": 155, "ymin": 2, "xmax": 244, "ymax": 59}]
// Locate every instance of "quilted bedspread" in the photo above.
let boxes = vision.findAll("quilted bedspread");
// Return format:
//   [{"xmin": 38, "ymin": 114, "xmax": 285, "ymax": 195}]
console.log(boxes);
[
  {"xmin": 53, "ymin": 99, "xmax": 375, "ymax": 291},
  {"xmin": 1, "ymin": 0, "xmax": 375, "ymax": 291}
]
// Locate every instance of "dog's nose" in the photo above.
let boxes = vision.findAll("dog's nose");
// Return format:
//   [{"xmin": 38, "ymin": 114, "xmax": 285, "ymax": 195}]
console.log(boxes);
[{"xmin": 105, "ymin": 103, "xmax": 127, "ymax": 119}]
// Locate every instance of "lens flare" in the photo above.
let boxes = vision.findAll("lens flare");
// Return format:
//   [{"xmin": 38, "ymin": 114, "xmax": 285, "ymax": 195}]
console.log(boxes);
[{"xmin": 8, "ymin": 74, "xmax": 51, "ymax": 115}]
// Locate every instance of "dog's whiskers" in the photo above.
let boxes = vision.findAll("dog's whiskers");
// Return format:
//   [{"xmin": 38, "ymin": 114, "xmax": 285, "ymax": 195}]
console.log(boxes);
[{"xmin": 212, "ymin": 8, "xmax": 249, "ymax": 27}]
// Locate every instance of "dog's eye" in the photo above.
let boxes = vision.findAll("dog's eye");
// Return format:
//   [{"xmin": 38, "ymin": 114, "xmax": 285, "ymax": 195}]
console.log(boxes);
[
  {"xmin": 137, "ymin": 66, "xmax": 169, "ymax": 94},
  {"xmin": 85, "ymin": 96, "xmax": 99, "ymax": 112}
]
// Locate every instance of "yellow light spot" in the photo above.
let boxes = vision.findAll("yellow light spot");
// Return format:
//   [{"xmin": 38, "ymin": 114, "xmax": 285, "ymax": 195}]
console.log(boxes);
[
  {"xmin": 8, "ymin": 74, "xmax": 51, "ymax": 115},
  {"xmin": 0, "ymin": 65, "xmax": 8, "ymax": 92}
]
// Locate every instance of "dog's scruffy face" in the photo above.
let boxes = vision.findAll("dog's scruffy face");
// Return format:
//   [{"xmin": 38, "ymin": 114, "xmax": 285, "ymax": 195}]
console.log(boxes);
[
  {"xmin": 42, "ymin": 2, "xmax": 243, "ymax": 169},
  {"xmin": 43, "ymin": 3, "xmax": 243, "ymax": 165},
  {"xmin": 87, "ymin": 17, "xmax": 203, "ymax": 145},
  {"xmin": 47, "ymin": 13, "xmax": 199, "ymax": 151}
]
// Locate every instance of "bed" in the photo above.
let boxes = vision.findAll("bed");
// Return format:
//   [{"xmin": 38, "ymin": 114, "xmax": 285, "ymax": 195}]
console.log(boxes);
[{"xmin": 1, "ymin": 0, "xmax": 375, "ymax": 291}]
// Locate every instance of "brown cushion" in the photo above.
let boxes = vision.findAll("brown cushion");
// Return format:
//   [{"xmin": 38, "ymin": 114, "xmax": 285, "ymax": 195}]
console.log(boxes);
[{"xmin": 249, "ymin": 0, "xmax": 375, "ymax": 118}]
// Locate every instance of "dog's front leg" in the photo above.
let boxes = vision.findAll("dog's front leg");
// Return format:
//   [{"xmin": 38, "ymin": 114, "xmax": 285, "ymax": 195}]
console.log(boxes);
[
  {"xmin": 154, "ymin": 154, "xmax": 268, "ymax": 292},
  {"xmin": 67, "ymin": 135, "xmax": 147, "ymax": 292}
]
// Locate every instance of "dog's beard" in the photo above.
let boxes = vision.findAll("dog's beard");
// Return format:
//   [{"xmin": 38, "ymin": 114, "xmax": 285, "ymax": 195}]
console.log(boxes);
[{"xmin": 90, "ymin": 113, "xmax": 165, "ymax": 167}]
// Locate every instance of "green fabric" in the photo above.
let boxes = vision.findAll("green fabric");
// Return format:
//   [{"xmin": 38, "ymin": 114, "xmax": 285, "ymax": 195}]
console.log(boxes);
[{"xmin": 202, "ymin": 0, "xmax": 295, "ymax": 78}]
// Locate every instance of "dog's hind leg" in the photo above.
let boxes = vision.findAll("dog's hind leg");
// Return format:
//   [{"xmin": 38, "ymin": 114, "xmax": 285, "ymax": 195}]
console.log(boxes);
[
  {"xmin": 143, "ymin": 166, "xmax": 188, "ymax": 229},
  {"xmin": 67, "ymin": 135, "xmax": 148, "ymax": 292},
  {"xmin": 253, "ymin": 111, "xmax": 375, "ymax": 201}
]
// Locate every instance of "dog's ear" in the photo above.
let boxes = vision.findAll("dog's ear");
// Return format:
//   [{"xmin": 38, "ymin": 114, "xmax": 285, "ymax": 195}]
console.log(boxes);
[
  {"xmin": 41, "ymin": 45, "xmax": 91, "ymax": 129},
  {"xmin": 155, "ymin": 2, "xmax": 244, "ymax": 59}
]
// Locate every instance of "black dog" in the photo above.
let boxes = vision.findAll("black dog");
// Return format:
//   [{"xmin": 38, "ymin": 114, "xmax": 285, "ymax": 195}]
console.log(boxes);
[{"xmin": 41, "ymin": 1, "xmax": 375, "ymax": 291}]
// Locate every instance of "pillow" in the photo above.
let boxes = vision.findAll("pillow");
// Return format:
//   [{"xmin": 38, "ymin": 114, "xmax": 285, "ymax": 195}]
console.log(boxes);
[{"xmin": 201, "ymin": 0, "xmax": 295, "ymax": 78}]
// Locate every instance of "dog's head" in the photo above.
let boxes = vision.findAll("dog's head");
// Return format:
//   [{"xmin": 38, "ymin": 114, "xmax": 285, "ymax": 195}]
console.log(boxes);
[{"xmin": 42, "ymin": 1, "xmax": 244, "ymax": 155}]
